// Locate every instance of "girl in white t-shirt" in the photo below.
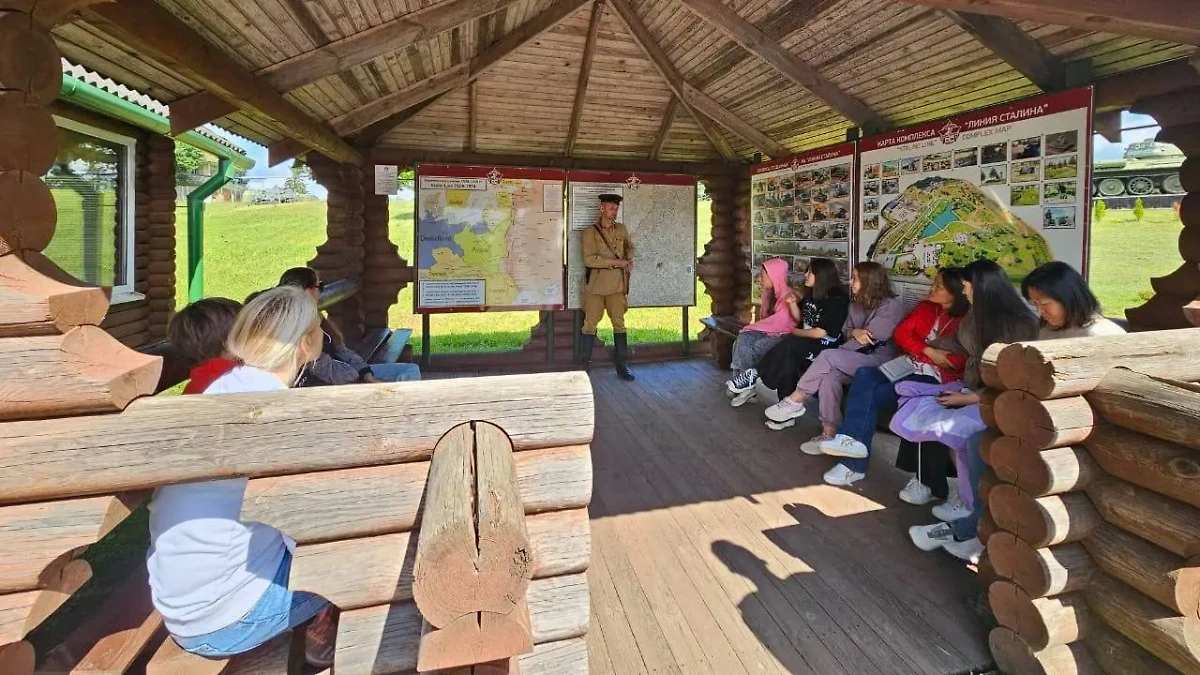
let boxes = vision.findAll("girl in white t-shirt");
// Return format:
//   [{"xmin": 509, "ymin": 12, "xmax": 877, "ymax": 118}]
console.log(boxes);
[{"xmin": 147, "ymin": 285, "xmax": 337, "ymax": 668}]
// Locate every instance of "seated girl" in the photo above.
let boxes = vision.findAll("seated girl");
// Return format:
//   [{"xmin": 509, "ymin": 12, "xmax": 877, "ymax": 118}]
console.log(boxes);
[
  {"xmin": 763, "ymin": 262, "xmax": 907, "ymax": 449},
  {"xmin": 278, "ymin": 267, "xmax": 421, "ymax": 384},
  {"xmin": 724, "ymin": 258, "xmax": 798, "ymax": 406},
  {"xmin": 909, "ymin": 259, "xmax": 1126, "ymax": 563},
  {"xmin": 728, "ymin": 258, "xmax": 848, "ymax": 407},
  {"xmin": 812, "ymin": 267, "xmax": 970, "ymax": 488},
  {"xmin": 749, "ymin": 258, "xmax": 849, "ymax": 408},
  {"xmin": 147, "ymin": 286, "xmax": 338, "ymax": 668}
]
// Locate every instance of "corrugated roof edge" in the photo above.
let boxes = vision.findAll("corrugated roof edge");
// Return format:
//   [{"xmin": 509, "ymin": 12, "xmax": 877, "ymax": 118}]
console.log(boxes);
[{"xmin": 61, "ymin": 59, "xmax": 251, "ymax": 157}]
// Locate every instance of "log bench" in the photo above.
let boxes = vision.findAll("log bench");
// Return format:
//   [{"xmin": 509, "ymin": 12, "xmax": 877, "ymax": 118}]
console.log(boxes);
[
  {"xmin": 699, "ymin": 315, "xmax": 745, "ymax": 370},
  {"xmin": 0, "ymin": 372, "xmax": 596, "ymax": 675}
]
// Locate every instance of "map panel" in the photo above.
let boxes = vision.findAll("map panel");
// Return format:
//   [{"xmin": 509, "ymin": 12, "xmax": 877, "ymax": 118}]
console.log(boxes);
[
  {"xmin": 858, "ymin": 88, "xmax": 1093, "ymax": 306},
  {"xmin": 750, "ymin": 143, "xmax": 857, "ymax": 303},
  {"xmin": 415, "ymin": 165, "xmax": 565, "ymax": 312},
  {"xmin": 566, "ymin": 172, "xmax": 697, "ymax": 308}
]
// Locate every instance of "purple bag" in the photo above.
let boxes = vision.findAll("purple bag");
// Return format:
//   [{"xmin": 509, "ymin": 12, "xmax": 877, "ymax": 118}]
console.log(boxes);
[{"xmin": 889, "ymin": 380, "xmax": 987, "ymax": 508}]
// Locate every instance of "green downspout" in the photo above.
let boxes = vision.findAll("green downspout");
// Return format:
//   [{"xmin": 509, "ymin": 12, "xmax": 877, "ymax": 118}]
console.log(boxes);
[
  {"xmin": 57, "ymin": 75, "xmax": 255, "ymax": 303},
  {"xmin": 187, "ymin": 158, "xmax": 235, "ymax": 303}
]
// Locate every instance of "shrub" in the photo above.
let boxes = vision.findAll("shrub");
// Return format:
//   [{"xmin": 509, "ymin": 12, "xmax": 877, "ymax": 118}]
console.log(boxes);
[
  {"xmin": 1134, "ymin": 197, "xmax": 1146, "ymax": 222},
  {"xmin": 1094, "ymin": 199, "xmax": 1107, "ymax": 222}
]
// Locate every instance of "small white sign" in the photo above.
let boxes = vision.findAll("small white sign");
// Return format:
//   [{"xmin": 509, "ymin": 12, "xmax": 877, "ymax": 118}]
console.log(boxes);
[
  {"xmin": 544, "ymin": 183, "xmax": 564, "ymax": 212},
  {"xmin": 374, "ymin": 165, "xmax": 398, "ymax": 195},
  {"xmin": 420, "ymin": 176, "xmax": 489, "ymax": 191},
  {"xmin": 420, "ymin": 280, "xmax": 486, "ymax": 308}
]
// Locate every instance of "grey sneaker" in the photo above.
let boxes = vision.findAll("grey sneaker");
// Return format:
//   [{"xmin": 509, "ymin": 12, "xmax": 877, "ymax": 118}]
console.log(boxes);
[
  {"xmin": 819, "ymin": 434, "xmax": 869, "ymax": 459},
  {"xmin": 765, "ymin": 398, "xmax": 806, "ymax": 423},
  {"xmin": 800, "ymin": 434, "xmax": 835, "ymax": 455},
  {"xmin": 730, "ymin": 389, "xmax": 758, "ymax": 407},
  {"xmin": 909, "ymin": 523, "xmax": 956, "ymax": 551}
]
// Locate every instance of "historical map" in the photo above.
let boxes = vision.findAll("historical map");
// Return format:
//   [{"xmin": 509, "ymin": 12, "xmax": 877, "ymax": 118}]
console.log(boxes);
[
  {"xmin": 867, "ymin": 177, "xmax": 1052, "ymax": 281},
  {"xmin": 566, "ymin": 173, "xmax": 697, "ymax": 308},
  {"xmin": 415, "ymin": 167, "xmax": 565, "ymax": 311}
]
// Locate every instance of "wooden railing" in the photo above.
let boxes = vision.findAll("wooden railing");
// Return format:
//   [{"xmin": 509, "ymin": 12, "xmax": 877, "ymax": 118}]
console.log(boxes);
[{"xmin": 977, "ymin": 328, "xmax": 1200, "ymax": 674}]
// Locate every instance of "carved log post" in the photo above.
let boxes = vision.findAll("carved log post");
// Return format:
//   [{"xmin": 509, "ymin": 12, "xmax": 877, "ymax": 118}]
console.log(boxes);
[
  {"xmin": 141, "ymin": 135, "xmax": 176, "ymax": 339},
  {"xmin": 696, "ymin": 169, "xmax": 737, "ymax": 318},
  {"xmin": 309, "ymin": 155, "xmax": 366, "ymax": 344},
  {"xmin": 1126, "ymin": 90, "xmax": 1200, "ymax": 330},
  {"xmin": 359, "ymin": 171, "xmax": 410, "ymax": 329}
]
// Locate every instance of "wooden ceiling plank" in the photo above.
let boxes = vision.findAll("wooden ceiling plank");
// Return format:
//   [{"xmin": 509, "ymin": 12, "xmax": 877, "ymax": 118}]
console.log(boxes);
[
  {"xmin": 608, "ymin": 0, "xmax": 781, "ymax": 158},
  {"xmin": 677, "ymin": 0, "xmax": 884, "ymax": 129},
  {"xmin": 468, "ymin": 79, "xmax": 479, "ymax": 152},
  {"xmin": 340, "ymin": 0, "xmax": 591, "ymax": 139},
  {"xmin": 564, "ymin": 0, "xmax": 605, "ymax": 157},
  {"xmin": 899, "ymin": 0, "xmax": 1200, "ymax": 46},
  {"xmin": 942, "ymin": 10, "xmax": 1066, "ymax": 91},
  {"xmin": 85, "ymin": 0, "xmax": 360, "ymax": 163},
  {"xmin": 648, "ymin": 94, "xmax": 679, "ymax": 160}
]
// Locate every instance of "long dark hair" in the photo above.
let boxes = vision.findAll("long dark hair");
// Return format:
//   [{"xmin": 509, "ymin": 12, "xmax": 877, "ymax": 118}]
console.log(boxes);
[
  {"xmin": 805, "ymin": 257, "xmax": 844, "ymax": 302},
  {"xmin": 1021, "ymin": 261, "xmax": 1102, "ymax": 329},
  {"xmin": 938, "ymin": 267, "xmax": 970, "ymax": 318},
  {"xmin": 277, "ymin": 266, "xmax": 344, "ymax": 349},
  {"xmin": 963, "ymin": 259, "xmax": 1038, "ymax": 350},
  {"xmin": 853, "ymin": 261, "xmax": 896, "ymax": 312}
]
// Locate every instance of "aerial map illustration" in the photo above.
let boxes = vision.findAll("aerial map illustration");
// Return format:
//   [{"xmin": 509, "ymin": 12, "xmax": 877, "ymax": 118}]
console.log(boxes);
[{"xmin": 866, "ymin": 176, "xmax": 1053, "ymax": 282}]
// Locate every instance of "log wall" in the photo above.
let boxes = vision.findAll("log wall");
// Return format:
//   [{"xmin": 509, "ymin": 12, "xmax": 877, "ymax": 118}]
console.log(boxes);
[
  {"xmin": 982, "ymin": 330, "xmax": 1200, "ymax": 675},
  {"xmin": 1126, "ymin": 90, "xmax": 1200, "ymax": 331},
  {"xmin": 0, "ymin": 6, "xmax": 164, "ymax": 670},
  {"xmin": 359, "ymin": 173, "xmax": 410, "ymax": 331},
  {"xmin": 309, "ymin": 155, "xmax": 367, "ymax": 345}
]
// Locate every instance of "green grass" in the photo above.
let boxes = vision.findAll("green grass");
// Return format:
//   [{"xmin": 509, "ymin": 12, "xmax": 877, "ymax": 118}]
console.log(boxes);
[
  {"xmin": 1088, "ymin": 207, "xmax": 1184, "ymax": 315},
  {"xmin": 178, "ymin": 200, "xmax": 714, "ymax": 353},
  {"xmin": 45, "ymin": 189, "xmax": 118, "ymax": 286},
  {"xmin": 1010, "ymin": 187, "xmax": 1040, "ymax": 207}
]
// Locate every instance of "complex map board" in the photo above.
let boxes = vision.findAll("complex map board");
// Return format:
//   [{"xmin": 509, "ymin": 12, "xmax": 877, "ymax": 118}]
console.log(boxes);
[
  {"xmin": 858, "ymin": 88, "xmax": 1093, "ymax": 307},
  {"xmin": 566, "ymin": 171, "xmax": 697, "ymax": 308},
  {"xmin": 750, "ymin": 142, "xmax": 856, "ymax": 302},
  {"xmin": 414, "ymin": 164, "xmax": 566, "ymax": 312}
]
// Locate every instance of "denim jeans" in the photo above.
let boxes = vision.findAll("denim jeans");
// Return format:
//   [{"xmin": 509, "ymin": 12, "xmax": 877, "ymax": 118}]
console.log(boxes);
[
  {"xmin": 836, "ymin": 369, "xmax": 938, "ymax": 474},
  {"xmin": 950, "ymin": 430, "xmax": 987, "ymax": 540},
  {"xmin": 370, "ymin": 363, "xmax": 422, "ymax": 382},
  {"xmin": 172, "ymin": 551, "xmax": 328, "ymax": 658}
]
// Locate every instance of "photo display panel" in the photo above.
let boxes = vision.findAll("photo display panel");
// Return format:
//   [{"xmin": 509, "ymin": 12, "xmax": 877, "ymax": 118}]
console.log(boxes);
[
  {"xmin": 857, "ymin": 88, "xmax": 1094, "ymax": 307},
  {"xmin": 750, "ymin": 142, "xmax": 857, "ymax": 302},
  {"xmin": 414, "ymin": 164, "xmax": 566, "ymax": 312}
]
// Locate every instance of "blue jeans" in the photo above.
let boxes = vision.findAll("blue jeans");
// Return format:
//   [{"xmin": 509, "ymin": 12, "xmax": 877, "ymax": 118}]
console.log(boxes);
[
  {"xmin": 172, "ymin": 551, "xmax": 328, "ymax": 658},
  {"xmin": 836, "ymin": 369, "xmax": 938, "ymax": 475},
  {"xmin": 950, "ymin": 431, "xmax": 987, "ymax": 540},
  {"xmin": 370, "ymin": 363, "xmax": 422, "ymax": 382}
]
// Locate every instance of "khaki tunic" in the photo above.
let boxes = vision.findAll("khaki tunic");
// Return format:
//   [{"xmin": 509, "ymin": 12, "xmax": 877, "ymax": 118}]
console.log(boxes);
[{"xmin": 582, "ymin": 221, "xmax": 634, "ymax": 296}]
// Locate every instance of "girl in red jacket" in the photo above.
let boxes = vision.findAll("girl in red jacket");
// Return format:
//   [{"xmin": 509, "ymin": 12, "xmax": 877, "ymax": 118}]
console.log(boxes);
[{"xmin": 810, "ymin": 267, "xmax": 970, "ymax": 488}]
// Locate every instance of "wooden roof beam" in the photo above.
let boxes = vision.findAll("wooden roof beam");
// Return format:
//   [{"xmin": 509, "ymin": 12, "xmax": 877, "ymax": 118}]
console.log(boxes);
[
  {"xmin": 942, "ymin": 10, "xmax": 1066, "ymax": 91},
  {"xmin": 336, "ymin": 0, "xmax": 592, "ymax": 139},
  {"xmin": 899, "ymin": 0, "xmax": 1200, "ymax": 46},
  {"xmin": 648, "ymin": 95, "xmax": 680, "ymax": 160},
  {"xmin": 167, "ymin": 0, "xmax": 523, "ymax": 133},
  {"xmin": 677, "ymin": 0, "xmax": 885, "ymax": 130},
  {"xmin": 687, "ymin": 105, "xmax": 737, "ymax": 161},
  {"xmin": 353, "ymin": 94, "xmax": 447, "ymax": 146},
  {"xmin": 467, "ymin": 80, "xmax": 479, "ymax": 153},
  {"xmin": 84, "ymin": 0, "xmax": 359, "ymax": 164},
  {"xmin": 564, "ymin": 0, "xmax": 605, "ymax": 157},
  {"xmin": 608, "ymin": 0, "xmax": 786, "ymax": 159}
]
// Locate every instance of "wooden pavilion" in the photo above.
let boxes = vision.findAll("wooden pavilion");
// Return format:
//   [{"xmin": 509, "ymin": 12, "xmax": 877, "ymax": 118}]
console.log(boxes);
[{"xmin": 3, "ymin": 0, "xmax": 1200, "ymax": 674}]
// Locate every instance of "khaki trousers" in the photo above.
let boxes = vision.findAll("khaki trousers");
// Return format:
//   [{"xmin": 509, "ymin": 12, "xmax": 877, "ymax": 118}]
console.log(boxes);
[{"xmin": 582, "ymin": 293, "xmax": 627, "ymax": 334}]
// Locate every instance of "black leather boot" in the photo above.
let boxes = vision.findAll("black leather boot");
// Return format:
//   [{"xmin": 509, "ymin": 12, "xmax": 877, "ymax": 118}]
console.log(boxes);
[
  {"xmin": 613, "ymin": 333, "xmax": 635, "ymax": 381},
  {"xmin": 578, "ymin": 333, "xmax": 595, "ymax": 370}
]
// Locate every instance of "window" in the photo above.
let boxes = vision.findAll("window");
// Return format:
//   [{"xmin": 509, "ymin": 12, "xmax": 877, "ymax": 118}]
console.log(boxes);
[{"xmin": 42, "ymin": 117, "xmax": 138, "ymax": 300}]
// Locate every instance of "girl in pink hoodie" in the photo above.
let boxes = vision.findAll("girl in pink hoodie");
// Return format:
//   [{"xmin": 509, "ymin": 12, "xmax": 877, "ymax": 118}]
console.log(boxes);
[{"xmin": 725, "ymin": 257, "xmax": 797, "ymax": 400}]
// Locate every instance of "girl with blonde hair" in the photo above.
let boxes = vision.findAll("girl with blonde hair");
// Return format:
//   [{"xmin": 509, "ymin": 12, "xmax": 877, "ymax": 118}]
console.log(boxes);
[{"xmin": 147, "ymin": 286, "xmax": 337, "ymax": 668}]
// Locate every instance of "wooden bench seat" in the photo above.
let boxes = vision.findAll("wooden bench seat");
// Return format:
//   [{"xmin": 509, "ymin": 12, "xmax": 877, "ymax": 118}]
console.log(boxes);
[{"xmin": 700, "ymin": 315, "xmax": 746, "ymax": 370}]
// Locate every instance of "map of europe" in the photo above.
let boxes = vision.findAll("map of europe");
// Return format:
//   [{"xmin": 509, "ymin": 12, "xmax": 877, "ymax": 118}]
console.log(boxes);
[
  {"xmin": 417, "ymin": 179, "xmax": 564, "ymax": 309},
  {"xmin": 867, "ymin": 177, "xmax": 1052, "ymax": 282}
]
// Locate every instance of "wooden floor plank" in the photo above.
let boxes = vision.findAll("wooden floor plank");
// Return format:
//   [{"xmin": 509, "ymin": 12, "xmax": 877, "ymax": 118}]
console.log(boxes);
[{"xmin": 586, "ymin": 546, "xmax": 649, "ymax": 675}]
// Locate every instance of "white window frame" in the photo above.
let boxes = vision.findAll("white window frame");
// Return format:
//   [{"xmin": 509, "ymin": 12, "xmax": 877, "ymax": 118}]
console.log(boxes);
[{"xmin": 51, "ymin": 116, "xmax": 141, "ymax": 303}]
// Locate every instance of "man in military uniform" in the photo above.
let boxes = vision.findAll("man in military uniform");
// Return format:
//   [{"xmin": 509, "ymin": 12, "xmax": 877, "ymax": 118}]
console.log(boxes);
[{"xmin": 579, "ymin": 193, "xmax": 635, "ymax": 381}]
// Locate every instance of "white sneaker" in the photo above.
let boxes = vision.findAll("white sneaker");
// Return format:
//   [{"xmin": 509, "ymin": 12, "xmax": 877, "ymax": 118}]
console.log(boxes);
[
  {"xmin": 898, "ymin": 477, "xmax": 934, "ymax": 505},
  {"xmin": 730, "ymin": 389, "xmax": 758, "ymax": 407},
  {"xmin": 765, "ymin": 398, "xmax": 806, "ymax": 423},
  {"xmin": 943, "ymin": 537, "xmax": 984, "ymax": 564},
  {"xmin": 765, "ymin": 419, "xmax": 796, "ymax": 431},
  {"xmin": 909, "ymin": 523, "xmax": 956, "ymax": 551},
  {"xmin": 823, "ymin": 464, "xmax": 865, "ymax": 486},
  {"xmin": 819, "ymin": 434, "xmax": 869, "ymax": 459},
  {"xmin": 800, "ymin": 434, "xmax": 835, "ymax": 455},
  {"xmin": 726, "ymin": 368, "xmax": 758, "ymax": 394},
  {"xmin": 932, "ymin": 495, "xmax": 972, "ymax": 523}
]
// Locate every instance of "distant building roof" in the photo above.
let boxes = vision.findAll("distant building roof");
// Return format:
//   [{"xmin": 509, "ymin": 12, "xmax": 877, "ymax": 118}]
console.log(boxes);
[{"xmin": 61, "ymin": 60, "xmax": 250, "ymax": 157}]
